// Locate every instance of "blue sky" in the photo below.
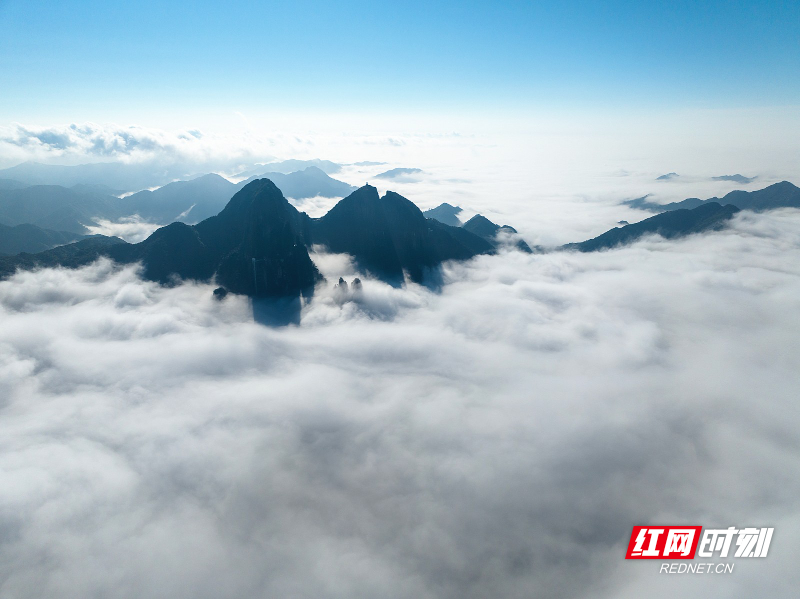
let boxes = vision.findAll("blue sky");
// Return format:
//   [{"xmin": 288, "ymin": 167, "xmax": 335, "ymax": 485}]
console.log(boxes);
[{"xmin": 0, "ymin": 0, "xmax": 798, "ymax": 124}]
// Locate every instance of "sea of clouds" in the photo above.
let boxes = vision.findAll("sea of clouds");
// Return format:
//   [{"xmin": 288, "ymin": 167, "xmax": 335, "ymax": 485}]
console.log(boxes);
[{"xmin": 2, "ymin": 206, "xmax": 800, "ymax": 598}]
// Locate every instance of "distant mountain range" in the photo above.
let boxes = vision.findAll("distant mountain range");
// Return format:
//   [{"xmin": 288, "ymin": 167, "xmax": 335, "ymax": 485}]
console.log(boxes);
[
  {"xmin": 0, "ymin": 179, "xmax": 29, "ymax": 191},
  {"xmin": 0, "ymin": 181, "xmax": 506, "ymax": 296},
  {"xmin": 0, "ymin": 167, "xmax": 357, "ymax": 235},
  {"xmin": 0, "ymin": 161, "xmax": 187, "ymax": 192},
  {"xmin": 375, "ymin": 168, "xmax": 423, "ymax": 180},
  {"xmin": 564, "ymin": 202, "xmax": 740, "ymax": 252},
  {"xmin": 0, "ymin": 223, "xmax": 83, "ymax": 256},
  {"xmin": 712, "ymin": 174, "xmax": 756, "ymax": 184},
  {"xmin": 245, "ymin": 167, "xmax": 355, "ymax": 200},
  {"xmin": 233, "ymin": 159, "xmax": 342, "ymax": 179},
  {"xmin": 120, "ymin": 173, "xmax": 236, "ymax": 224},
  {"xmin": 0, "ymin": 158, "xmax": 348, "ymax": 192},
  {"xmin": 1, "ymin": 177, "xmax": 797, "ymax": 304},
  {"xmin": 655, "ymin": 173, "xmax": 757, "ymax": 183},
  {"xmin": 624, "ymin": 181, "xmax": 800, "ymax": 213},
  {"xmin": 0, "ymin": 184, "xmax": 126, "ymax": 234}
]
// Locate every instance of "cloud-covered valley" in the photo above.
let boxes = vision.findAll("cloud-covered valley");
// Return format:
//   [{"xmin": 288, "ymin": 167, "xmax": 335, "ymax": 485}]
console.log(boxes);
[{"xmin": 1, "ymin": 210, "xmax": 800, "ymax": 598}]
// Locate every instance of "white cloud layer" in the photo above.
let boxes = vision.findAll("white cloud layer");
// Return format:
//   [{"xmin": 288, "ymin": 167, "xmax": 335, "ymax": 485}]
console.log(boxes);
[{"xmin": 1, "ymin": 210, "xmax": 800, "ymax": 598}]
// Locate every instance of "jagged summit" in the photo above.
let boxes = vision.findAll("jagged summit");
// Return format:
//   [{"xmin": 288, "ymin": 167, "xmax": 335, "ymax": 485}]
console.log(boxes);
[
  {"xmin": 309, "ymin": 185, "xmax": 492, "ymax": 285},
  {"xmin": 107, "ymin": 179, "xmax": 321, "ymax": 298},
  {"xmin": 210, "ymin": 178, "xmax": 291, "ymax": 222},
  {"xmin": 193, "ymin": 179, "xmax": 320, "ymax": 297}
]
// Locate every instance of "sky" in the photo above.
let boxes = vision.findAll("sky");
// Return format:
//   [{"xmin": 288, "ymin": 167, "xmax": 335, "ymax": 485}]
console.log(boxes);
[{"xmin": 0, "ymin": 0, "xmax": 798, "ymax": 125}]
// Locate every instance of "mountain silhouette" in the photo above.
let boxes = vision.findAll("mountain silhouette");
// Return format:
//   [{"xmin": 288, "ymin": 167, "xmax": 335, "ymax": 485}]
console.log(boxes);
[
  {"xmin": 462, "ymin": 215, "xmax": 533, "ymax": 253},
  {"xmin": 308, "ymin": 185, "xmax": 493, "ymax": 285},
  {"xmin": 423, "ymin": 203, "xmax": 462, "ymax": 227},
  {"xmin": 424, "ymin": 205, "xmax": 532, "ymax": 252},
  {"xmin": 624, "ymin": 181, "xmax": 799, "ymax": 213},
  {"xmin": 121, "ymin": 169, "xmax": 355, "ymax": 225},
  {"xmin": 0, "ymin": 182, "xmax": 497, "ymax": 294},
  {"xmin": 112, "ymin": 179, "xmax": 321, "ymax": 297},
  {"xmin": 0, "ymin": 169, "xmax": 358, "ymax": 234},
  {"xmin": 565, "ymin": 202, "xmax": 740, "ymax": 252}
]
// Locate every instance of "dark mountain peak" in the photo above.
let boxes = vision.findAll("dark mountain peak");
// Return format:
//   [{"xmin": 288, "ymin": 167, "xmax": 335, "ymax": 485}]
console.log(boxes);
[
  {"xmin": 463, "ymin": 214, "xmax": 499, "ymax": 237},
  {"xmin": 144, "ymin": 221, "xmax": 200, "ymax": 243},
  {"xmin": 382, "ymin": 190, "xmax": 416, "ymax": 203},
  {"xmin": 319, "ymin": 185, "xmax": 382, "ymax": 225},
  {"xmin": 463, "ymin": 214, "xmax": 531, "ymax": 253},
  {"xmin": 111, "ymin": 222, "xmax": 210, "ymax": 284},
  {"xmin": 340, "ymin": 183, "xmax": 380, "ymax": 204},
  {"xmin": 761, "ymin": 180, "xmax": 797, "ymax": 192},
  {"xmin": 1, "ymin": 180, "xmax": 496, "ymax": 301},
  {"xmin": 319, "ymin": 187, "xmax": 424, "ymax": 232},
  {"xmin": 310, "ymin": 187, "xmax": 492, "ymax": 285},
  {"xmin": 192, "ymin": 179, "xmax": 319, "ymax": 297},
  {"xmin": 381, "ymin": 190, "xmax": 427, "ymax": 223},
  {"xmin": 216, "ymin": 178, "xmax": 293, "ymax": 221},
  {"xmin": 109, "ymin": 178, "xmax": 321, "ymax": 297}
]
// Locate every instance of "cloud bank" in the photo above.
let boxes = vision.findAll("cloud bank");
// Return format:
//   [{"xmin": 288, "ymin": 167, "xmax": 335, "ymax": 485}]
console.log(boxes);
[
  {"xmin": 0, "ymin": 123, "xmax": 213, "ymax": 164},
  {"xmin": 1, "ymin": 210, "xmax": 800, "ymax": 598}
]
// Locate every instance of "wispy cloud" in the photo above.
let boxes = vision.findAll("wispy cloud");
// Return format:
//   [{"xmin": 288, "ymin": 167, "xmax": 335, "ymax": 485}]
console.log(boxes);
[{"xmin": 1, "ymin": 210, "xmax": 799, "ymax": 598}]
